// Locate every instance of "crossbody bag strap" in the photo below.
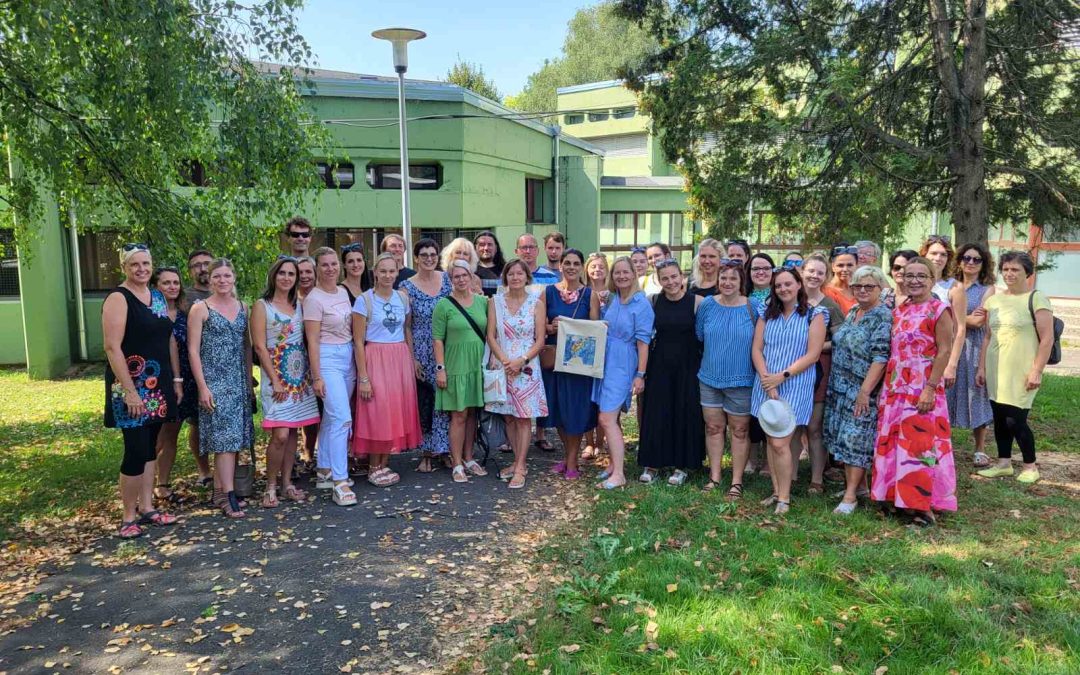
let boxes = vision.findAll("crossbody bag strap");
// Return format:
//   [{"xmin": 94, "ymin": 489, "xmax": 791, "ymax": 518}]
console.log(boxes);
[{"xmin": 447, "ymin": 296, "xmax": 486, "ymax": 344}]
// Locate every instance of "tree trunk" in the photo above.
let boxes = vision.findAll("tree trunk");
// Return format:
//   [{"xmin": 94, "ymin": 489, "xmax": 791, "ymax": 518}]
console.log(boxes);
[{"xmin": 948, "ymin": 0, "xmax": 990, "ymax": 248}]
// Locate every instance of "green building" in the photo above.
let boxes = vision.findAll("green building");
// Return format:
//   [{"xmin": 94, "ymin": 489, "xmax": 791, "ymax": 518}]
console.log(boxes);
[{"xmin": 1, "ymin": 68, "xmax": 697, "ymax": 377}]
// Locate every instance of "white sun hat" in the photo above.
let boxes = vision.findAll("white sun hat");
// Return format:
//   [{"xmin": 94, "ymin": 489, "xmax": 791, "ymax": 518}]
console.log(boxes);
[{"xmin": 758, "ymin": 398, "xmax": 797, "ymax": 438}]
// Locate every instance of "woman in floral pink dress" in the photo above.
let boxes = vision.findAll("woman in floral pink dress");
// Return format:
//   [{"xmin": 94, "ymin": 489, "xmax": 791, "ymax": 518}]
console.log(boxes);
[{"xmin": 872, "ymin": 256, "xmax": 958, "ymax": 525}]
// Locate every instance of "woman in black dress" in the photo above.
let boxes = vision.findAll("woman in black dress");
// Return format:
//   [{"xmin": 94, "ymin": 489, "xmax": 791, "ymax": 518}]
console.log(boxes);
[
  {"xmin": 638, "ymin": 258, "xmax": 705, "ymax": 485},
  {"xmin": 102, "ymin": 244, "xmax": 182, "ymax": 538}
]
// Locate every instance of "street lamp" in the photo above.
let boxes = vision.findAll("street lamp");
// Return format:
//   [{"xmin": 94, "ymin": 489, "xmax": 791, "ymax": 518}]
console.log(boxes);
[{"xmin": 372, "ymin": 27, "xmax": 426, "ymax": 269}]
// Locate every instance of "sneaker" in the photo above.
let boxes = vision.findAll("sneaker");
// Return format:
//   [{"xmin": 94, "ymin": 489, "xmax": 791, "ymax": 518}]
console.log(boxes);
[
  {"xmin": 1017, "ymin": 468, "xmax": 1040, "ymax": 484},
  {"xmin": 315, "ymin": 471, "xmax": 334, "ymax": 489},
  {"xmin": 977, "ymin": 465, "xmax": 1014, "ymax": 478}
]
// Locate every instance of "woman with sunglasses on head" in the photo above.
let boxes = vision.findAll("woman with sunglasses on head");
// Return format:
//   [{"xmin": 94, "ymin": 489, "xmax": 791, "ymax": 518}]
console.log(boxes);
[
  {"xmin": 873, "ymin": 256, "xmax": 957, "ymax": 525},
  {"xmin": 188, "ymin": 258, "xmax": 255, "ymax": 519},
  {"xmin": 593, "ymin": 257, "xmax": 655, "ymax": 489},
  {"xmin": 433, "ymin": 261, "xmax": 489, "ymax": 482},
  {"xmin": 629, "ymin": 247, "xmax": 650, "ymax": 278},
  {"xmin": 726, "ymin": 239, "xmax": 752, "ymax": 264},
  {"xmin": 784, "ymin": 252, "xmax": 804, "ymax": 266},
  {"xmin": 639, "ymin": 242, "xmax": 672, "ymax": 297},
  {"xmin": 582, "ymin": 252, "xmax": 611, "ymax": 461},
  {"xmin": 352, "ymin": 253, "xmax": 424, "ymax": 488},
  {"xmin": 824, "ymin": 266, "xmax": 893, "ymax": 514},
  {"xmin": 401, "ymin": 238, "xmax": 452, "ymax": 473},
  {"xmin": 150, "ymin": 266, "xmax": 198, "ymax": 505},
  {"xmin": 746, "ymin": 252, "xmax": 776, "ymax": 315},
  {"xmin": 696, "ymin": 259, "xmax": 756, "ymax": 496},
  {"xmin": 921, "ymin": 234, "xmax": 967, "ymax": 391},
  {"xmin": 303, "ymin": 248, "xmax": 357, "ymax": 505},
  {"xmin": 252, "ymin": 256, "xmax": 318, "ymax": 508},
  {"xmin": 690, "ymin": 238, "xmax": 724, "ymax": 297},
  {"xmin": 799, "ymin": 253, "xmax": 845, "ymax": 494},
  {"xmin": 751, "ymin": 267, "xmax": 827, "ymax": 514},
  {"xmin": 637, "ymin": 258, "xmax": 704, "ymax": 486},
  {"xmin": 976, "ymin": 251, "xmax": 1054, "ymax": 485},
  {"xmin": 882, "ymin": 249, "xmax": 918, "ymax": 309},
  {"xmin": 538, "ymin": 249, "xmax": 600, "ymax": 480},
  {"xmin": 339, "ymin": 242, "xmax": 372, "ymax": 305},
  {"xmin": 946, "ymin": 243, "xmax": 996, "ymax": 467},
  {"xmin": 103, "ymin": 245, "xmax": 182, "ymax": 538},
  {"xmin": 824, "ymin": 245, "xmax": 859, "ymax": 314}
]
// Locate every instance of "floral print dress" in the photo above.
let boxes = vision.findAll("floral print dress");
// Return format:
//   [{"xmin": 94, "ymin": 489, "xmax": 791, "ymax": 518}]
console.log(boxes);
[
  {"xmin": 104, "ymin": 287, "xmax": 177, "ymax": 428},
  {"xmin": 198, "ymin": 304, "xmax": 254, "ymax": 455},
  {"xmin": 402, "ymin": 273, "xmax": 451, "ymax": 455},
  {"xmin": 485, "ymin": 291, "xmax": 549, "ymax": 419},
  {"xmin": 258, "ymin": 299, "xmax": 320, "ymax": 428},
  {"xmin": 871, "ymin": 298, "xmax": 957, "ymax": 512}
]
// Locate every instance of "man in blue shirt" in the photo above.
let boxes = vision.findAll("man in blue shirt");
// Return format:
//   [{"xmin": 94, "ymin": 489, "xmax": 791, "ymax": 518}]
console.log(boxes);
[{"xmin": 518, "ymin": 233, "xmax": 560, "ymax": 285}]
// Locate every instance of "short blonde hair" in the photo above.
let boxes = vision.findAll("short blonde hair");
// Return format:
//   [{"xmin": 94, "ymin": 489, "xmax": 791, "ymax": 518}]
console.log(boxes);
[
  {"xmin": 607, "ymin": 256, "xmax": 642, "ymax": 296},
  {"xmin": 440, "ymin": 237, "xmax": 479, "ymax": 273}
]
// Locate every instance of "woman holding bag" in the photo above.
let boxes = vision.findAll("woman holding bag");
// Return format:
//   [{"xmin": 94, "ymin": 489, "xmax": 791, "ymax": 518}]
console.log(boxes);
[
  {"xmin": 538, "ymin": 249, "xmax": 600, "ymax": 480},
  {"xmin": 433, "ymin": 261, "xmax": 490, "ymax": 482}
]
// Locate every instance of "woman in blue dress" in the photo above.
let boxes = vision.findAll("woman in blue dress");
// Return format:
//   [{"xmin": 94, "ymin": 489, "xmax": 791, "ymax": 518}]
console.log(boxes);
[
  {"xmin": 593, "ymin": 256, "xmax": 655, "ymax": 489},
  {"xmin": 538, "ymin": 249, "xmax": 600, "ymax": 480},
  {"xmin": 751, "ymin": 267, "xmax": 826, "ymax": 514},
  {"xmin": 401, "ymin": 238, "xmax": 452, "ymax": 473}
]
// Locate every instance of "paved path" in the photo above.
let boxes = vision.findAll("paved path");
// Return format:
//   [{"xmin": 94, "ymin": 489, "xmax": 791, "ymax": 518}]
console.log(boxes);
[{"xmin": 0, "ymin": 449, "xmax": 580, "ymax": 674}]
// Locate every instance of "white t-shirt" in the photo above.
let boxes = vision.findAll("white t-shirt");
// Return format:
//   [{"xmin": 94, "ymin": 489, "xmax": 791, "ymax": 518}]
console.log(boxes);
[{"xmin": 352, "ymin": 289, "xmax": 409, "ymax": 343}]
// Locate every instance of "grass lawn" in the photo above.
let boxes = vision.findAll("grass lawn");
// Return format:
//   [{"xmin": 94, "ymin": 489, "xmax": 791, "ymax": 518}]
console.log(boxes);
[{"xmin": 477, "ymin": 373, "xmax": 1080, "ymax": 674}]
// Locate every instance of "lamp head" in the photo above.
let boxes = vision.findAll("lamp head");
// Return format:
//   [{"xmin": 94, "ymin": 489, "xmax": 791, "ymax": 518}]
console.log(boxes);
[{"xmin": 372, "ymin": 28, "xmax": 426, "ymax": 73}]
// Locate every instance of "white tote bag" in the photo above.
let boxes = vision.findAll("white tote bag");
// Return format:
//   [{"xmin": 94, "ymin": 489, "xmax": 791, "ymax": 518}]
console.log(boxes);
[{"xmin": 554, "ymin": 317, "xmax": 607, "ymax": 378}]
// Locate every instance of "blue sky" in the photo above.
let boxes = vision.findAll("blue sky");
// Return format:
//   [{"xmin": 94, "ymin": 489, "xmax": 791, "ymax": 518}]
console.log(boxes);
[{"xmin": 296, "ymin": 0, "xmax": 595, "ymax": 98}]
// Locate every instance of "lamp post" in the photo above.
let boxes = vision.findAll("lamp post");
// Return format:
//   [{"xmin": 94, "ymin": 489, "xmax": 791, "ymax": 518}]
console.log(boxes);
[{"xmin": 372, "ymin": 27, "xmax": 426, "ymax": 269}]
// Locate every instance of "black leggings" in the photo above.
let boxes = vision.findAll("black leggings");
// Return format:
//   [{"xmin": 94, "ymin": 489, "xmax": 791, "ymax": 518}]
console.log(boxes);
[
  {"xmin": 120, "ymin": 423, "xmax": 163, "ymax": 476},
  {"xmin": 990, "ymin": 401, "xmax": 1036, "ymax": 464}
]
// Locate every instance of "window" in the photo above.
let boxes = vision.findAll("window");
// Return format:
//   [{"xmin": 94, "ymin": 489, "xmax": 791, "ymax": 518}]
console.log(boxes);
[
  {"xmin": 0, "ymin": 230, "xmax": 19, "ymax": 297},
  {"xmin": 589, "ymin": 133, "xmax": 648, "ymax": 157},
  {"xmin": 315, "ymin": 162, "xmax": 356, "ymax": 189},
  {"xmin": 598, "ymin": 212, "xmax": 702, "ymax": 268},
  {"xmin": 78, "ymin": 230, "xmax": 126, "ymax": 293},
  {"xmin": 588, "ymin": 111, "xmax": 610, "ymax": 122},
  {"xmin": 526, "ymin": 179, "xmax": 545, "ymax": 224},
  {"xmin": 564, "ymin": 114, "xmax": 584, "ymax": 125},
  {"xmin": 366, "ymin": 163, "xmax": 441, "ymax": 190},
  {"xmin": 612, "ymin": 107, "xmax": 636, "ymax": 119}
]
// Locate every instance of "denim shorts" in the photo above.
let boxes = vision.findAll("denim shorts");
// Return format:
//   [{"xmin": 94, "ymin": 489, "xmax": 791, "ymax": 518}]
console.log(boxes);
[{"xmin": 699, "ymin": 382, "xmax": 751, "ymax": 416}]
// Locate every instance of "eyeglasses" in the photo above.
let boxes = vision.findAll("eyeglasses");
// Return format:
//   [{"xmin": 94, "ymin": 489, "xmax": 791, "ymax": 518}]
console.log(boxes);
[
  {"xmin": 417, "ymin": 251, "xmax": 438, "ymax": 259},
  {"xmin": 960, "ymin": 255, "xmax": 983, "ymax": 264},
  {"xmin": 750, "ymin": 265, "xmax": 773, "ymax": 273},
  {"xmin": 654, "ymin": 258, "xmax": 680, "ymax": 271},
  {"xmin": 288, "ymin": 231, "xmax": 312, "ymax": 239},
  {"xmin": 341, "ymin": 242, "xmax": 363, "ymax": 254},
  {"xmin": 901, "ymin": 273, "xmax": 932, "ymax": 282},
  {"xmin": 831, "ymin": 246, "xmax": 859, "ymax": 257},
  {"xmin": 123, "ymin": 242, "xmax": 149, "ymax": 252},
  {"xmin": 850, "ymin": 283, "xmax": 879, "ymax": 292},
  {"xmin": 927, "ymin": 234, "xmax": 951, "ymax": 244},
  {"xmin": 719, "ymin": 258, "xmax": 743, "ymax": 268},
  {"xmin": 517, "ymin": 244, "xmax": 538, "ymax": 251}
]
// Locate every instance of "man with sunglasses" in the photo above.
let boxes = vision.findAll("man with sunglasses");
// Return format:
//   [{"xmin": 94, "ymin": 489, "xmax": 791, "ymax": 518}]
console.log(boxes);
[
  {"xmin": 284, "ymin": 216, "xmax": 313, "ymax": 258},
  {"xmin": 185, "ymin": 249, "xmax": 214, "ymax": 303}
]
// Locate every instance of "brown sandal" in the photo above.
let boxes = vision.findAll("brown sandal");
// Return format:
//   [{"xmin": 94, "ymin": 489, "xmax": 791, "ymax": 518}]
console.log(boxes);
[
  {"xmin": 703, "ymin": 480, "xmax": 721, "ymax": 492},
  {"xmin": 726, "ymin": 483, "xmax": 743, "ymax": 500},
  {"xmin": 282, "ymin": 484, "xmax": 307, "ymax": 502}
]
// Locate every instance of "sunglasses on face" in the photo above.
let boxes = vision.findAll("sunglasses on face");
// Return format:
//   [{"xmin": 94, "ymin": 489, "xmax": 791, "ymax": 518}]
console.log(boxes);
[
  {"xmin": 288, "ymin": 231, "xmax": 312, "ymax": 239},
  {"xmin": 960, "ymin": 254, "xmax": 983, "ymax": 264},
  {"xmin": 341, "ymin": 243, "xmax": 363, "ymax": 254},
  {"xmin": 417, "ymin": 251, "xmax": 438, "ymax": 259},
  {"xmin": 891, "ymin": 264, "xmax": 906, "ymax": 272},
  {"xmin": 123, "ymin": 242, "xmax": 149, "ymax": 252},
  {"xmin": 831, "ymin": 246, "xmax": 859, "ymax": 257}
]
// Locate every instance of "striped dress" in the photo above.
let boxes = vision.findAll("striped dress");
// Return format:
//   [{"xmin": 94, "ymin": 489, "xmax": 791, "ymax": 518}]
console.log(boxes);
[{"xmin": 750, "ymin": 305, "xmax": 829, "ymax": 425}]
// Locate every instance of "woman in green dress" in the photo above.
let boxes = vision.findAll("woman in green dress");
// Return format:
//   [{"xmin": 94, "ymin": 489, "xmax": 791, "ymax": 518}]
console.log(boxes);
[{"xmin": 433, "ymin": 261, "xmax": 490, "ymax": 482}]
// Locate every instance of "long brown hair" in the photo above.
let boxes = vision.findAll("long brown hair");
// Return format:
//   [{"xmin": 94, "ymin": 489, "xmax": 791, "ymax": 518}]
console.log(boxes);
[
  {"xmin": 950, "ymin": 242, "xmax": 995, "ymax": 286},
  {"xmin": 261, "ymin": 257, "xmax": 299, "ymax": 307},
  {"xmin": 764, "ymin": 268, "xmax": 809, "ymax": 320}
]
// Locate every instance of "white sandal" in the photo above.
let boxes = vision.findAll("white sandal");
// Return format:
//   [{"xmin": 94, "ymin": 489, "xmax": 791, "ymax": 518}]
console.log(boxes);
[
  {"xmin": 464, "ymin": 460, "xmax": 487, "ymax": 477},
  {"xmin": 332, "ymin": 483, "xmax": 356, "ymax": 507},
  {"xmin": 668, "ymin": 470, "xmax": 688, "ymax": 486},
  {"xmin": 452, "ymin": 465, "xmax": 469, "ymax": 483},
  {"xmin": 833, "ymin": 501, "xmax": 857, "ymax": 515},
  {"xmin": 639, "ymin": 468, "xmax": 657, "ymax": 484}
]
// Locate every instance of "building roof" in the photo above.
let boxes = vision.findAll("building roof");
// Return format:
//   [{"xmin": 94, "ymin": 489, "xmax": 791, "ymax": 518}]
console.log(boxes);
[
  {"xmin": 556, "ymin": 79, "xmax": 626, "ymax": 95},
  {"xmin": 600, "ymin": 176, "xmax": 685, "ymax": 189},
  {"xmin": 255, "ymin": 62, "xmax": 605, "ymax": 156}
]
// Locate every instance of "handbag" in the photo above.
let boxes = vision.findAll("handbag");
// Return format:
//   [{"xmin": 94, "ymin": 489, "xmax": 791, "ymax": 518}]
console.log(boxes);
[
  {"xmin": 446, "ymin": 296, "xmax": 506, "ymax": 404},
  {"xmin": 233, "ymin": 444, "xmax": 258, "ymax": 498},
  {"xmin": 1028, "ymin": 291, "xmax": 1064, "ymax": 366},
  {"xmin": 541, "ymin": 285, "xmax": 587, "ymax": 370}
]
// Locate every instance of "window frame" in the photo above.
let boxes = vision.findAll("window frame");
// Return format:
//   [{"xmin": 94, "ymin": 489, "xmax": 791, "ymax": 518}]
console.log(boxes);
[
  {"xmin": 365, "ymin": 163, "xmax": 442, "ymax": 191},
  {"xmin": 526, "ymin": 179, "xmax": 545, "ymax": 224}
]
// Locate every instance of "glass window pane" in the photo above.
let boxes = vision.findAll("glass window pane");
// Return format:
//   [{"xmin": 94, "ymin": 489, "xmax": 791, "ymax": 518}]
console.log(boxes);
[
  {"xmin": 600, "ymin": 213, "xmax": 615, "ymax": 247},
  {"xmin": 615, "ymin": 213, "xmax": 634, "ymax": 245}
]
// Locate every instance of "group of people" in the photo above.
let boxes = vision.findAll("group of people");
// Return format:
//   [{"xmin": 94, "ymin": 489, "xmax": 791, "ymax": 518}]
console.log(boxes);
[{"xmin": 103, "ymin": 216, "xmax": 1057, "ymax": 538}]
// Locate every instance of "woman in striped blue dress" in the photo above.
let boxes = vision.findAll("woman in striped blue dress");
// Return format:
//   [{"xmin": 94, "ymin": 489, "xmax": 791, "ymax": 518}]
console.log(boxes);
[{"xmin": 751, "ymin": 267, "xmax": 827, "ymax": 514}]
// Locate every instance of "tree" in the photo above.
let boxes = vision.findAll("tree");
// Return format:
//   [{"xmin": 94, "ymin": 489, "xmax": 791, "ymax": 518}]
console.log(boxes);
[
  {"xmin": 616, "ymin": 0, "xmax": 1080, "ymax": 248},
  {"xmin": 445, "ymin": 59, "xmax": 500, "ymax": 101},
  {"xmin": 512, "ymin": 2, "xmax": 659, "ymax": 114},
  {"xmin": 0, "ymin": 0, "xmax": 333, "ymax": 287}
]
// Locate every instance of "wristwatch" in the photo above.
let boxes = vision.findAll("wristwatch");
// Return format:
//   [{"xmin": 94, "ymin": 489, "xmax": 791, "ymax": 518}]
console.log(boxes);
[
  {"xmin": 635, "ymin": 371, "xmax": 646, "ymax": 379},
  {"xmin": 783, "ymin": 370, "xmax": 791, "ymax": 378},
  {"xmin": 435, "ymin": 364, "xmax": 445, "ymax": 372}
]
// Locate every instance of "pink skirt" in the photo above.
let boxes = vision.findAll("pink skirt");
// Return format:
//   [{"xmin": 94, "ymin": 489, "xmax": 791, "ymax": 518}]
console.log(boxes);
[{"xmin": 352, "ymin": 341, "xmax": 422, "ymax": 455}]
